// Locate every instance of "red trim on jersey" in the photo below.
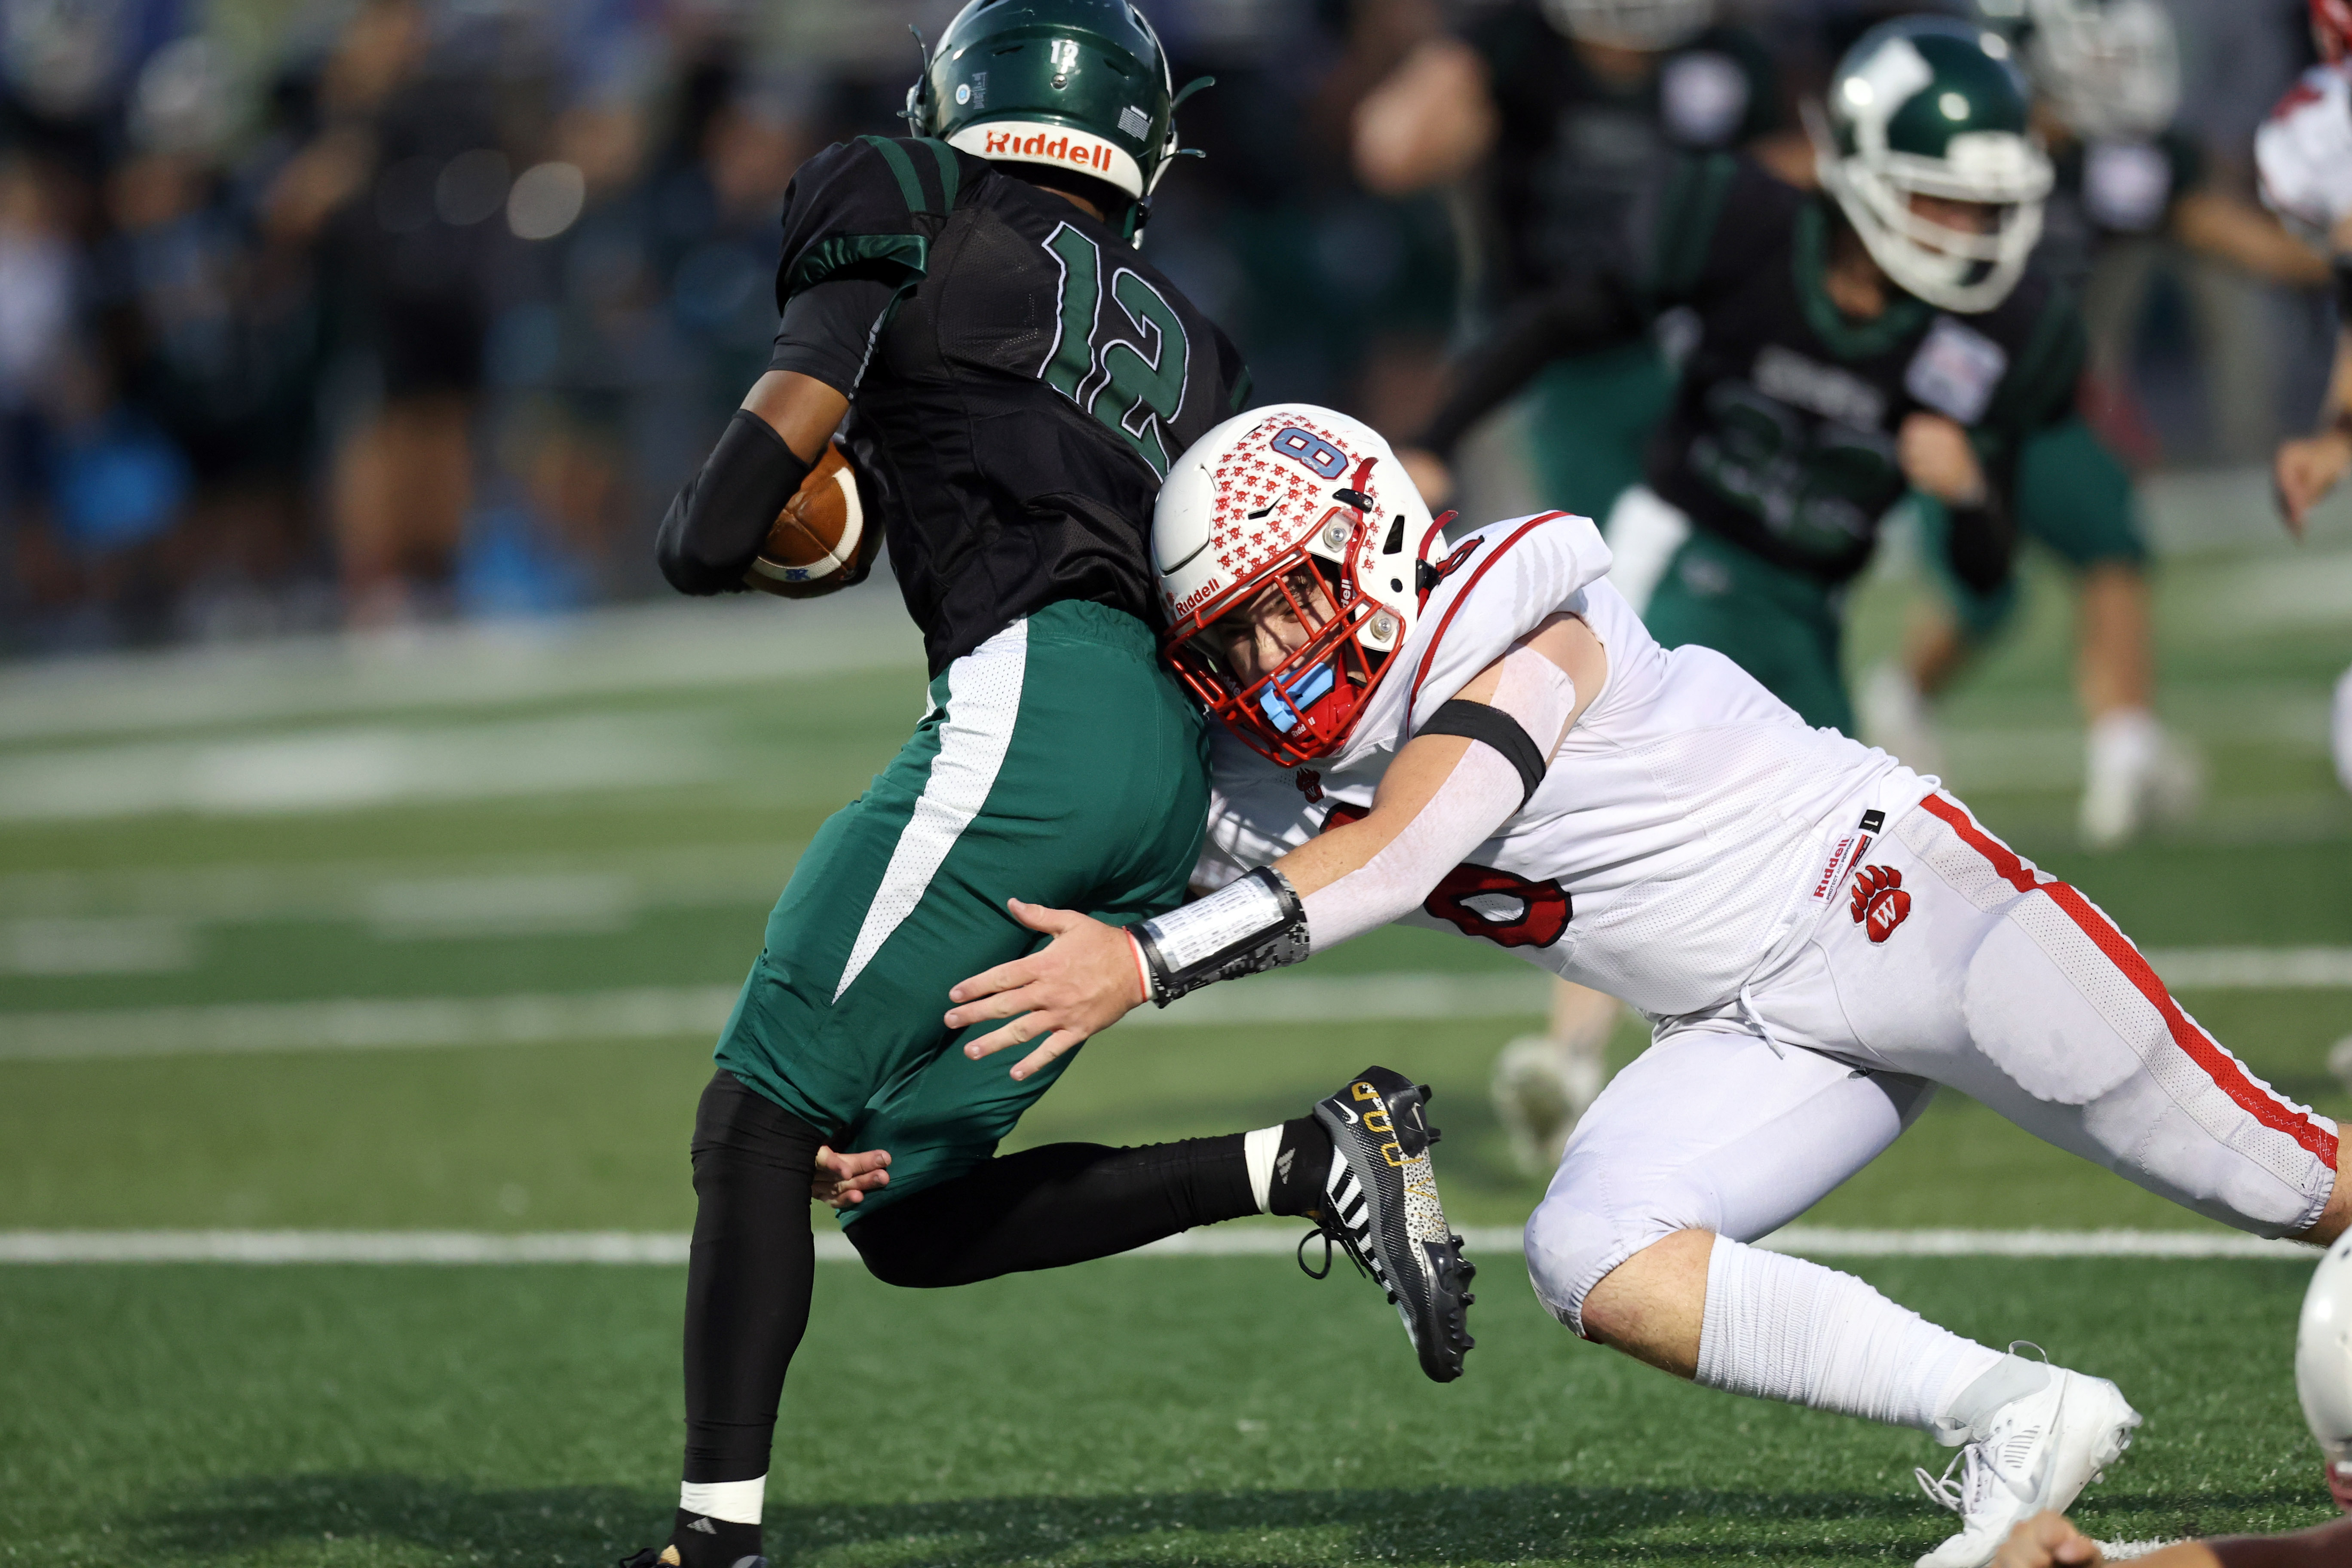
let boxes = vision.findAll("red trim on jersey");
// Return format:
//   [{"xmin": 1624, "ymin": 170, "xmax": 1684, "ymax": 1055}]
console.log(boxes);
[
  {"xmin": 1920, "ymin": 794, "xmax": 2338, "ymax": 1167},
  {"xmin": 1405, "ymin": 511, "xmax": 1569, "ymax": 717}
]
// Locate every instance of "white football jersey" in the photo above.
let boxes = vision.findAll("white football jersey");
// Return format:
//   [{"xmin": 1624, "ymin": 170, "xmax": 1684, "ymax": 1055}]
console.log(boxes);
[
  {"xmin": 2257, "ymin": 64, "xmax": 2352, "ymax": 241},
  {"xmin": 1195, "ymin": 511, "xmax": 1933, "ymax": 1021}
]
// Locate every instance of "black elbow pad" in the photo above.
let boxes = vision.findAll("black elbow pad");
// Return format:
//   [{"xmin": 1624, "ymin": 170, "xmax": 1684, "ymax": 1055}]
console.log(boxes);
[{"xmin": 655, "ymin": 411, "xmax": 812, "ymax": 596}]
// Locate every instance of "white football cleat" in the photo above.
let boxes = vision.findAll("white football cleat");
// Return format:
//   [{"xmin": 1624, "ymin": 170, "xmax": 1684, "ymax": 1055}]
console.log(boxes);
[
  {"xmin": 1490, "ymin": 1036, "xmax": 1606, "ymax": 1177},
  {"xmin": 1859, "ymin": 661, "xmax": 1948, "ymax": 778},
  {"xmin": 2079, "ymin": 711, "xmax": 2201, "ymax": 850},
  {"xmin": 1913, "ymin": 1367, "xmax": 2141, "ymax": 1568}
]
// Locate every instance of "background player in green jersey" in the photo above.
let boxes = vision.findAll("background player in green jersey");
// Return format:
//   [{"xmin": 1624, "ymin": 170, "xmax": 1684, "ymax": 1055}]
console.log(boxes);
[
  {"xmin": 1397, "ymin": 15, "xmax": 2091, "ymax": 1175},
  {"xmin": 1860, "ymin": 0, "xmax": 2334, "ymax": 851},
  {"xmin": 635, "ymin": 4, "xmax": 1473, "ymax": 1564}
]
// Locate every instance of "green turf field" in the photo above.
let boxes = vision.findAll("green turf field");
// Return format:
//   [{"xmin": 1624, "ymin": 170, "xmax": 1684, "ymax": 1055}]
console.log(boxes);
[{"xmin": 2, "ymin": 476, "xmax": 2349, "ymax": 1564}]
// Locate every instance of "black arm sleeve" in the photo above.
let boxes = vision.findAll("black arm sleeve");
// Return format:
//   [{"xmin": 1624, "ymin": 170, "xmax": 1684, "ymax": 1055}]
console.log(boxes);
[
  {"xmin": 2335, "ymin": 255, "xmax": 2352, "ymax": 323},
  {"xmin": 1418, "ymin": 273, "xmax": 1645, "ymax": 458},
  {"xmin": 767, "ymin": 276, "xmax": 900, "ymax": 394},
  {"xmin": 654, "ymin": 411, "xmax": 812, "ymax": 596}
]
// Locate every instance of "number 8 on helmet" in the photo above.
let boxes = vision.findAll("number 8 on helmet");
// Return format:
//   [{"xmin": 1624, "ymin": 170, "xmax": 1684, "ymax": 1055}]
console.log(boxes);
[{"xmin": 1153, "ymin": 407, "xmax": 1440, "ymax": 768}]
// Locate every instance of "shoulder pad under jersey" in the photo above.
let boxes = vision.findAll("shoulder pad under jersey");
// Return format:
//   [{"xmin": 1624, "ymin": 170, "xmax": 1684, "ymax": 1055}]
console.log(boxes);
[
  {"xmin": 1330, "ymin": 511, "xmax": 1614, "ymax": 770},
  {"xmin": 774, "ymin": 135, "xmax": 972, "ymax": 308},
  {"xmin": 2257, "ymin": 65, "xmax": 2352, "ymax": 240}
]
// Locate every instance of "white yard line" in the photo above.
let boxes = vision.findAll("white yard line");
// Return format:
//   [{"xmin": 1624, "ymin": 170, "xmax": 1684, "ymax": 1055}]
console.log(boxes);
[
  {"xmin": 0, "ymin": 1227, "xmax": 2314, "ymax": 1265},
  {"xmin": 2, "ymin": 950, "xmax": 2345, "ymax": 1063},
  {"xmin": 0, "ymin": 585, "xmax": 924, "ymax": 746}
]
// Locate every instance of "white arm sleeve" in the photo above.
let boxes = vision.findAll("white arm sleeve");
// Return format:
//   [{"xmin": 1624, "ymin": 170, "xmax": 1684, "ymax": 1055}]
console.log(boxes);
[
  {"xmin": 1490, "ymin": 643, "xmax": 1580, "ymax": 760},
  {"xmin": 1299, "ymin": 649, "xmax": 1576, "ymax": 954}
]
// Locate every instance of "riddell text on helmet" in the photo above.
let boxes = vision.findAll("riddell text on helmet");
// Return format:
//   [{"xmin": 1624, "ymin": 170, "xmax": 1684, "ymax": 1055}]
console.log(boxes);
[{"xmin": 981, "ymin": 129, "xmax": 1117, "ymax": 175}]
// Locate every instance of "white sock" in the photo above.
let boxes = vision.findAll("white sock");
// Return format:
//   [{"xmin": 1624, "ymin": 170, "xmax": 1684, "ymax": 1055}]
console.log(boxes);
[
  {"xmin": 2086, "ymin": 707, "xmax": 2161, "ymax": 785},
  {"xmin": 1242, "ymin": 1125, "xmax": 1284, "ymax": 1214},
  {"xmin": 680, "ymin": 1474, "xmax": 765, "ymax": 1525},
  {"xmin": 1695, "ymin": 1237, "xmax": 2006, "ymax": 1436}
]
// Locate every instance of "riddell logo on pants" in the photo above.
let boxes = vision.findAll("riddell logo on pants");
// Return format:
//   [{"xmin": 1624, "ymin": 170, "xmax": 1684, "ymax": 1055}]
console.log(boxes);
[
  {"xmin": 983, "ymin": 129, "xmax": 1115, "ymax": 175},
  {"xmin": 1850, "ymin": 866, "xmax": 1911, "ymax": 943}
]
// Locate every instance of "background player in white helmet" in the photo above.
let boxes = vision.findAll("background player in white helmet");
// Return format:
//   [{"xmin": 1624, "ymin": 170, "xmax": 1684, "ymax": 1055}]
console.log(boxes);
[
  {"xmin": 2257, "ymin": 0, "xmax": 2352, "ymax": 808},
  {"xmin": 1863, "ymin": 0, "xmax": 2331, "ymax": 852},
  {"xmin": 942, "ymin": 403, "xmax": 2352, "ymax": 1568},
  {"xmin": 1352, "ymin": 0, "xmax": 1796, "ymax": 539},
  {"xmin": 1986, "ymin": 1234, "xmax": 2352, "ymax": 1565}
]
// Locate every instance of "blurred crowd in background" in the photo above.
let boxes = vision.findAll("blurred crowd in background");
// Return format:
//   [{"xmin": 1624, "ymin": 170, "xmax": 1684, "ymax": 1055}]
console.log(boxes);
[{"xmin": 0, "ymin": 0, "xmax": 2334, "ymax": 652}]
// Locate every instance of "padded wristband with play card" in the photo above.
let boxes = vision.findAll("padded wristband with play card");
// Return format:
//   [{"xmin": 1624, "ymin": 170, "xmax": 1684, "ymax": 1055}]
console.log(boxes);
[{"xmin": 1128, "ymin": 867, "xmax": 1310, "ymax": 1006}]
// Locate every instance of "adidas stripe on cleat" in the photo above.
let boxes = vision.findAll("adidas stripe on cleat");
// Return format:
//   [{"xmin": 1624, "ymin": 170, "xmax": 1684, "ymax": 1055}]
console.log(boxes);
[{"xmin": 1301, "ymin": 1065, "xmax": 1476, "ymax": 1382}]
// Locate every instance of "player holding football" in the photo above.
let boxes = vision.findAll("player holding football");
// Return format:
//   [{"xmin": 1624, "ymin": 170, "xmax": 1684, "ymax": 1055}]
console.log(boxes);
[
  {"xmin": 942, "ymin": 398, "xmax": 2352, "ymax": 1568},
  {"xmin": 2256, "ymin": 0, "xmax": 2352, "ymax": 800},
  {"xmin": 635, "ymin": 4, "xmax": 1473, "ymax": 1566}
]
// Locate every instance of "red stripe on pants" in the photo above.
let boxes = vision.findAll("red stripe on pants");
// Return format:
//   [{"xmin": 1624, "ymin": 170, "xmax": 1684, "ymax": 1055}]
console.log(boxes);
[{"xmin": 1919, "ymin": 794, "xmax": 2338, "ymax": 1168}]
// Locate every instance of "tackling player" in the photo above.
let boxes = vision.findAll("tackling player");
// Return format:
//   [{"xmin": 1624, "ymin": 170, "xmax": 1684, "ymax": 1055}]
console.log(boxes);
[
  {"xmin": 942, "ymin": 401, "xmax": 2352, "ymax": 1568},
  {"xmin": 634, "ymin": 4, "xmax": 1473, "ymax": 1565},
  {"xmin": 2256, "ymin": 0, "xmax": 2352, "ymax": 799}
]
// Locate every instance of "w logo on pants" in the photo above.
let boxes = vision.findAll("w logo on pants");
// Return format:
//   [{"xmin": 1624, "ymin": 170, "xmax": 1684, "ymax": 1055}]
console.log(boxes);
[{"xmin": 1850, "ymin": 866, "xmax": 1912, "ymax": 944}]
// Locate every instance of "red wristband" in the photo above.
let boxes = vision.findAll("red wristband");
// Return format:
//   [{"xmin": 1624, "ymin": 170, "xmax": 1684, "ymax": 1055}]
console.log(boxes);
[{"xmin": 1125, "ymin": 929, "xmax": 1154, "ymax": 1006}]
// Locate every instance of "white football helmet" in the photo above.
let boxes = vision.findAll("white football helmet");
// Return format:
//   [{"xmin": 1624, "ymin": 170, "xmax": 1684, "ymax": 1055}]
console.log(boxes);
[
  {"xmin": 1154, "ymin": 405, "xmax": 1438, "ymax": 767},
  {"xmin": 1540, "ymin": 0, "xmax": 1712, "ymax": 52},
  {"xmin": 2297, "ymin": 1231, "xmax": 2352, "ymax": 1511},
  {"xmin": 1814, "ymin": 16, "xmax": 2054, "ymax": 314},
  {"xmin": 2026, "ymin": 0, "xmax": 2180, "ymax": 140}
]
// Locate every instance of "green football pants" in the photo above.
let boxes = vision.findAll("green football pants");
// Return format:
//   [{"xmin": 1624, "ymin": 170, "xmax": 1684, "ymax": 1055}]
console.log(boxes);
[
  {"xmin": 713, "ymin": 600, "xmax": 1209, "ymax": 1220},
  {"xmin": 1922, "ymin": 416, "xmax": 2149, "ymax": 640},
  {"xmin": 1605, "ymin": 483, "xmax": 1854, "ymax": 733},
  {"xmin": 1530, "ymin": 343, "xmax": 1678, "ymax": 523}
]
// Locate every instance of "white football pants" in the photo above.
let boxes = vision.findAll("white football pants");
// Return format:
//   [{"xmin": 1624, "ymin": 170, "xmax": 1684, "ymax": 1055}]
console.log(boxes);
[{"xmin": 1525, "ymin": 790, "xmax": 2340, "ymax": 1333}]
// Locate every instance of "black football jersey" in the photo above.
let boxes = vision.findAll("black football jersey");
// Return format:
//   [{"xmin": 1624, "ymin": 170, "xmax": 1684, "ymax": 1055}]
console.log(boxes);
[
  {"xmin": 1638, "ymin": 155, "xmax": 2086, "ymax": 586},
  {"xmin": 769, "ymin": 135, "xmax": 1252, "ymax": 674},
  {"xmin": 1462, "ymin": 2, "xmax": 1780, "ymax": 306}
]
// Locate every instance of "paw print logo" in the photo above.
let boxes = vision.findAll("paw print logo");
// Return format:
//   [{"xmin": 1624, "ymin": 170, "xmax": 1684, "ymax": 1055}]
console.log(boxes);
[{"xmin": 1850, "ymin": 865, "xmax": 1912, "ymax": 945}]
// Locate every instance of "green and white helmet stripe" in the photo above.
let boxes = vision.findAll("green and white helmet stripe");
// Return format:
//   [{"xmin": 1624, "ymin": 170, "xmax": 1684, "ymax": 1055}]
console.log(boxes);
[
  {"xmin": 1815, "ymin": 15, "xmax": 2053, "ymax": 313},
  {"xmin": 904, "ymin": 0, "xmax": 1204, "ymax": 217}
]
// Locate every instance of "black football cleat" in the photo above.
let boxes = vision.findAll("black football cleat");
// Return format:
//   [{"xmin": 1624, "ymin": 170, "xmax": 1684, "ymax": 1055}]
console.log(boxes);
[
  {"xmin": 618, "ymin": 1547, "xmax": 766, "ymax": 1568},
  {"xmin": 1300, "ymin": 1065, "xmax": 1476, "ymax": 1382}
]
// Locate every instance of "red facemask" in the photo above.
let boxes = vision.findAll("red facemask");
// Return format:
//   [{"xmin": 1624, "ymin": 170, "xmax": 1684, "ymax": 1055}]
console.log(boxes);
[{"xmin": 1163, "ymin": 504, "xmax": 1396, "ymax": 769}]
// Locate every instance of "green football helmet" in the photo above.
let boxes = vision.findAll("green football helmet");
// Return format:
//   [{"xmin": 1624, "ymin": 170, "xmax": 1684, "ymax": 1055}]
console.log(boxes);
[
  {"xmin": 1814, "ymin": 14, "xmax": 2053, "ymax": 313},
  {"xmin": 905, "ymin": 0, "xmax": 1206, "ymax": 228}
]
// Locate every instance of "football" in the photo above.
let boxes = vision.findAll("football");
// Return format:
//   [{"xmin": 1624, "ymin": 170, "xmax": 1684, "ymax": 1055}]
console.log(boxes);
[{"xmin": 744, "ymin": 441, "xmax": 877, "ymax": 599}]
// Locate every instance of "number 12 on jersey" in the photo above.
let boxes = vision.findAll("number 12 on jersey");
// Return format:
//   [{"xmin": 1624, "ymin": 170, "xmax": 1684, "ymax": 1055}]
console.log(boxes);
[{"xmin": 1039, "ymin": 221, "xmax": 1193, "ymax": 477}]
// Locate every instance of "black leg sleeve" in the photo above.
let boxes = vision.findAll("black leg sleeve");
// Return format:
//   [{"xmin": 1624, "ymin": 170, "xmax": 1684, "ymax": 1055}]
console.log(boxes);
[
  {"xmin": 846, "ymin": 1136, "xmax": 1260, "ymax": 1288},
  {"xmin": 681, "ymin": 1071, "xmax": 827, "ymax": 1484}
]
